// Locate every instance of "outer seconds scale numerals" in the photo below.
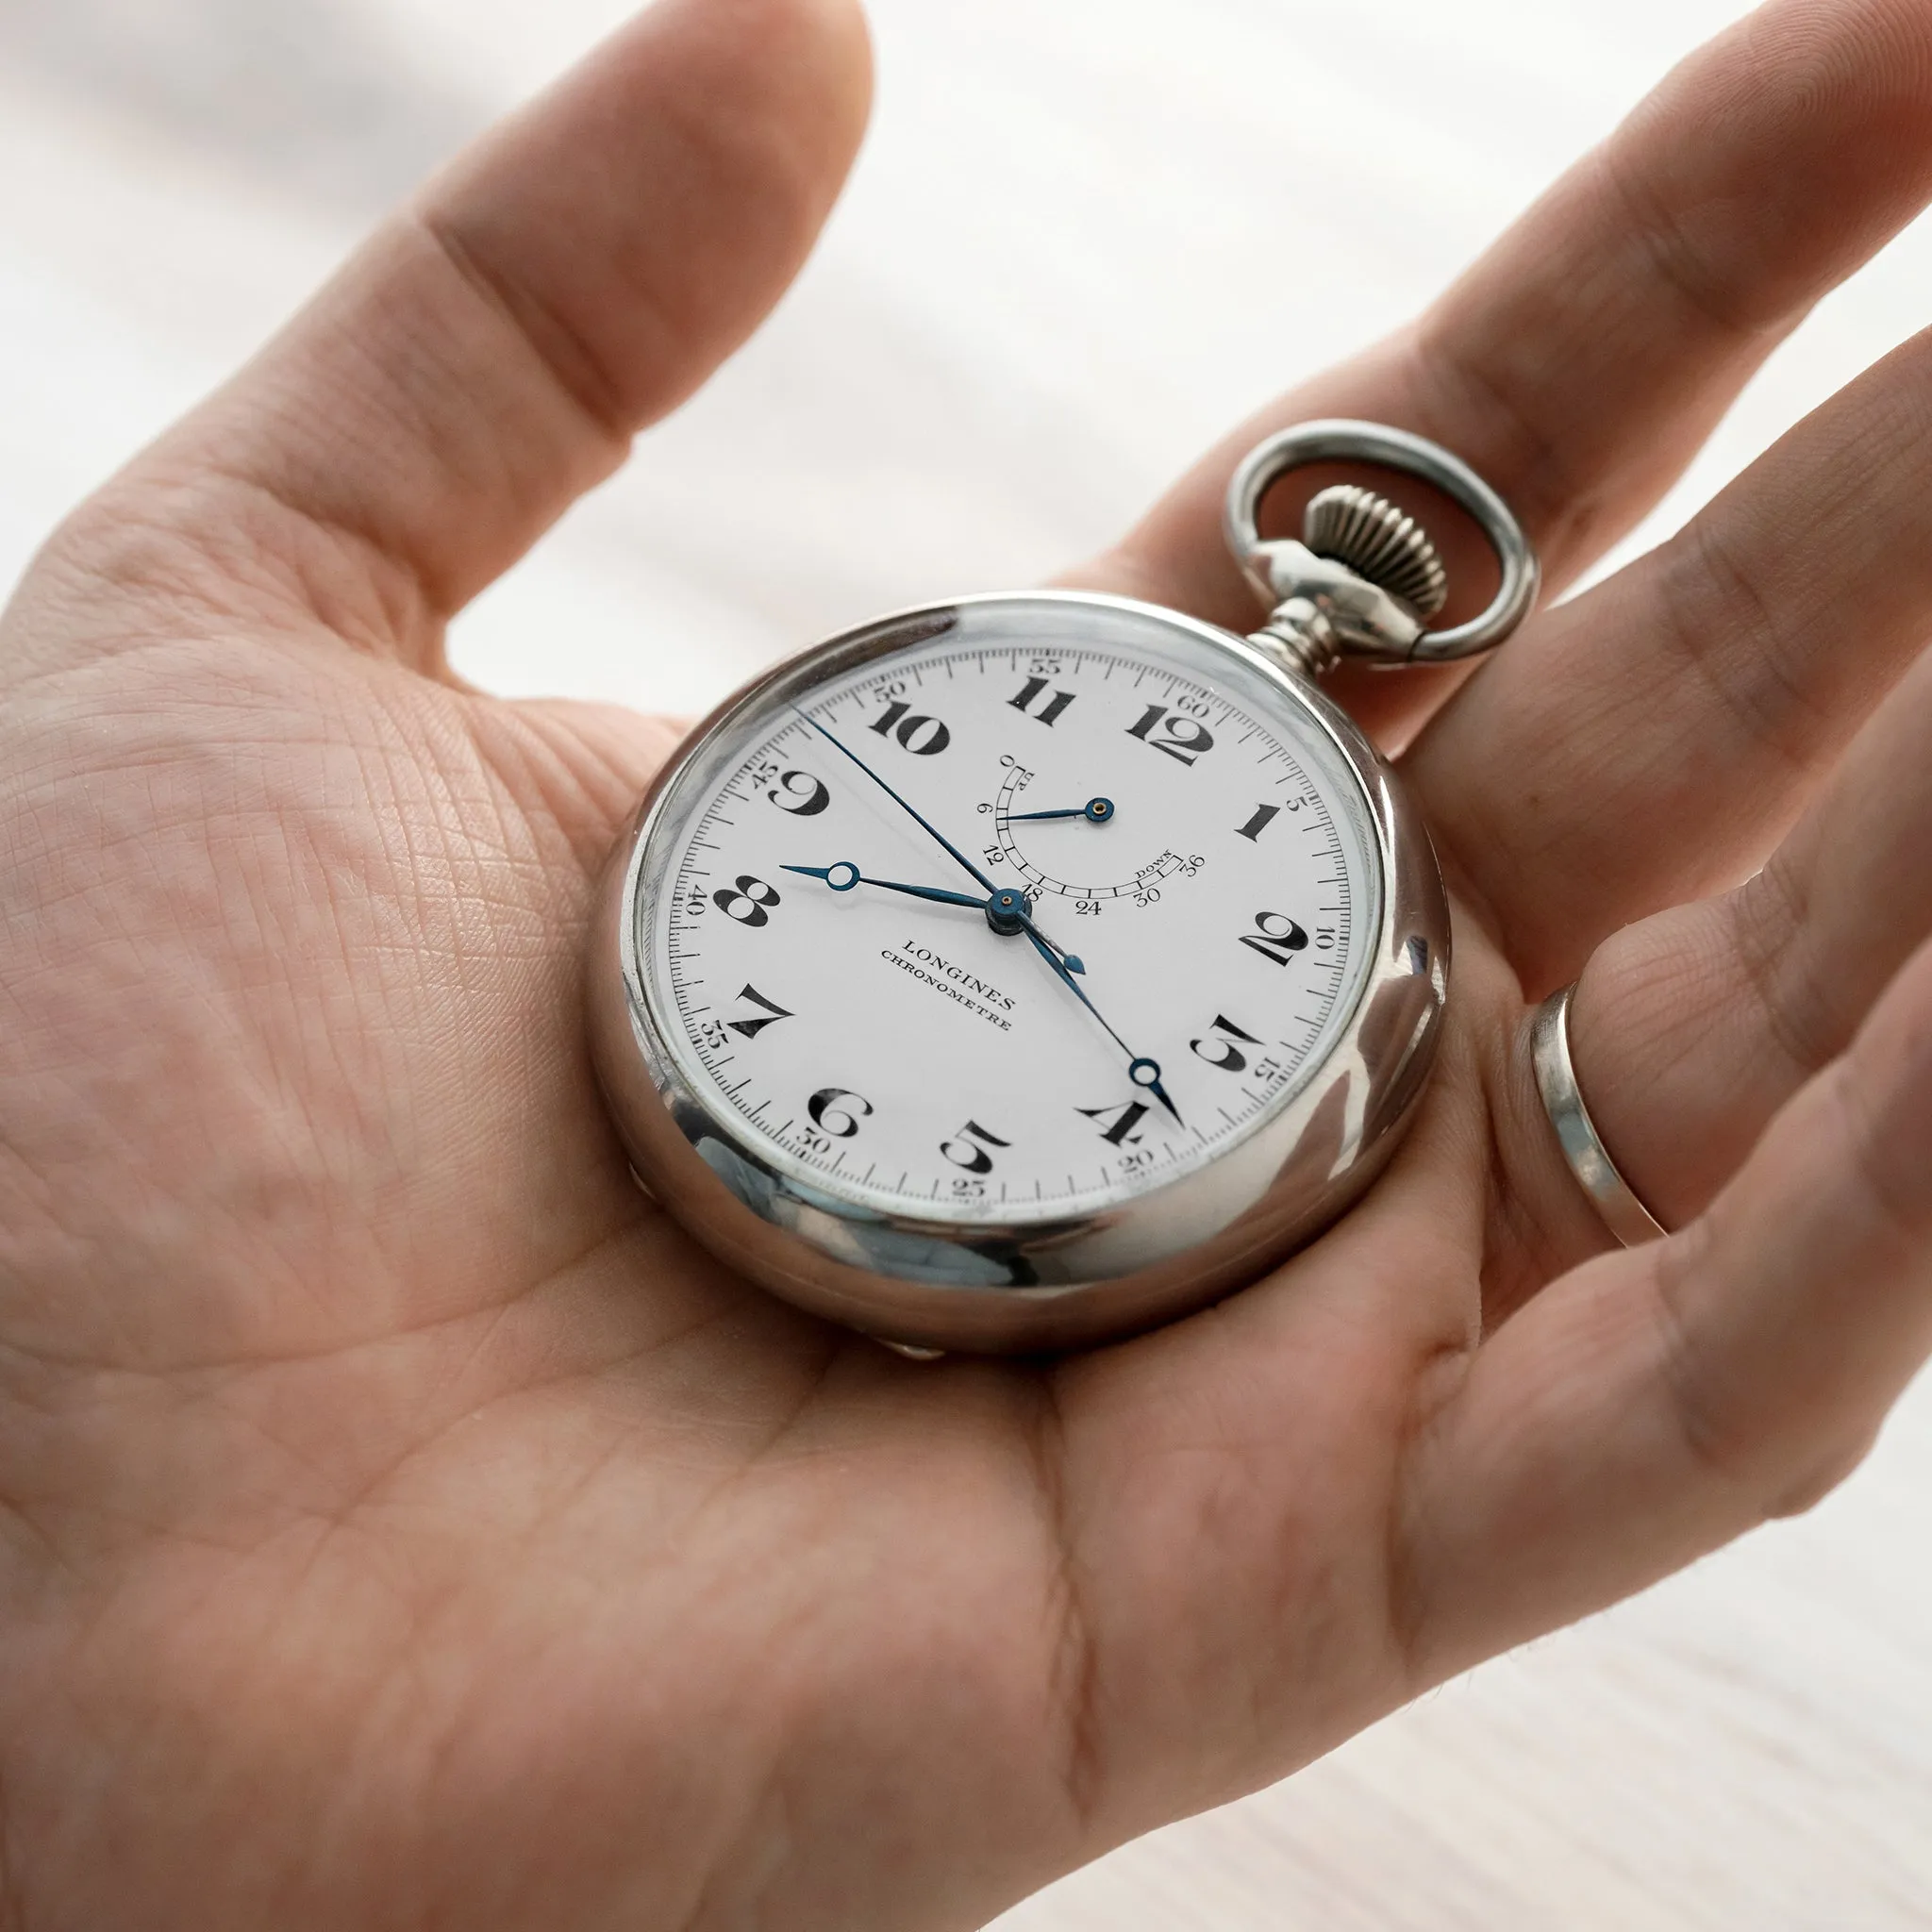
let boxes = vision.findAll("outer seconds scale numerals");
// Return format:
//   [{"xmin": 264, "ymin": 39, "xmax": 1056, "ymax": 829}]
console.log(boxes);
[{"xmin": 651, "ymin": 629, "xmax": 1377, "ymax": 1222}]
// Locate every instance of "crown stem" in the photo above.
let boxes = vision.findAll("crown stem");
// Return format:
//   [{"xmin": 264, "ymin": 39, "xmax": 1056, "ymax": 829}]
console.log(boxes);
[{"xmin": 1249, "ymin": 603, "xmax": 1341, "ymax": 680}]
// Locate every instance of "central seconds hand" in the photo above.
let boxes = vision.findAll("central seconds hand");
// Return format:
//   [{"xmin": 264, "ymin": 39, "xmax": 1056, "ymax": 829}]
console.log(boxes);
[
  {"xmin": 791, "ymin": 708, "xmax": 1181, "ymax": 1124},
  {"xmin": 793, "ymin": 708, "xmax": 1001, "ymax": 897}
]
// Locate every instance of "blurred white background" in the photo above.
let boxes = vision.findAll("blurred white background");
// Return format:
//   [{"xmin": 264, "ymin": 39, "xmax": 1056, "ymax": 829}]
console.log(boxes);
[{"xmin": 2, "ymin": 0, "xmax": 1928, "ymax": 1924}]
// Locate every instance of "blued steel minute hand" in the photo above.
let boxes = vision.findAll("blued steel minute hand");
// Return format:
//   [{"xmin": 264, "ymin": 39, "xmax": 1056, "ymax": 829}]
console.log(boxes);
[
  {"xmin": 1019, "ymin": 929, "xmax": 1180, "ymax": 1123},
  {"xmin": 791, "ymin": 709, "xmax": 1180, "ymax": 1125}
]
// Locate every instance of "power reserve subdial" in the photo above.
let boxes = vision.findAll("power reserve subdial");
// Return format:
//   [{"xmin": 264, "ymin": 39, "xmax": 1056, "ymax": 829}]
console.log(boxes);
[{"xmin": 991, "ymin": 764, "xmax": 1202, "ymax": 905}]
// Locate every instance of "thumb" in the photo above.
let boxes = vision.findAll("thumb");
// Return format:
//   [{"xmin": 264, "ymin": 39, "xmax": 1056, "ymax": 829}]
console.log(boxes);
[{"xmin": 54, "ymin": 0, "xmax": 873, "ymax": 672}]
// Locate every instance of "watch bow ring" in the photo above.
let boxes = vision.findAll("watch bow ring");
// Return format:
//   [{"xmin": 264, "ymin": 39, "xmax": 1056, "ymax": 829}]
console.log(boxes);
[
  {"xmin": 1224, "ymin": 417, "xmax": 1541, "ymax": 675},
  {"xmin": 586, "ymin": 421, "xmax": 1541, "ymax": 1354}
]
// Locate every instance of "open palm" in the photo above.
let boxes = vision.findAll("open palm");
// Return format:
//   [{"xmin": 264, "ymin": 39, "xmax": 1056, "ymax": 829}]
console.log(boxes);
[{"xmin": 5, "ymin": 1, "xmax": 1932, "ymax": 1925}]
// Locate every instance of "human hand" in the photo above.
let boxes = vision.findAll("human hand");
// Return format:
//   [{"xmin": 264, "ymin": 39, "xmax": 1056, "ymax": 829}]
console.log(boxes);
[{"xmin": 4, "ymin": 1, "xmax": 1931, "ymax": 1927}]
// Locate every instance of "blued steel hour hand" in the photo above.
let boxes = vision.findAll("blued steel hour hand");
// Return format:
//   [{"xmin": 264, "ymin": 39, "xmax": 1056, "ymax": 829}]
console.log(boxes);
[
  {"xmin": 782, "ymin": 861, "xmax": 1089, "ymax": 973},
  {"xmin": 781, "ymin": 861, "xmax": 985, "ymax": 909},
  {"xmin": 1004, "ymin": 796, "xmax": 1115, "ymax": 824}
]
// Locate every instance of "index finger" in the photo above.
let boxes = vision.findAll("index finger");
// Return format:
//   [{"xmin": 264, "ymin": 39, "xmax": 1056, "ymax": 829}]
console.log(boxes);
[{"xmin": 1072, "ymin": 0, "xmax": 1932, "ymax": 742}]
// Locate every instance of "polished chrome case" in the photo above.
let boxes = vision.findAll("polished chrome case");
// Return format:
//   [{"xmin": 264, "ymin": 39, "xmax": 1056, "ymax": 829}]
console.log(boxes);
[{"xmin": 586, "ymin": 591, "xmax": 1451, "ymax": 1355}]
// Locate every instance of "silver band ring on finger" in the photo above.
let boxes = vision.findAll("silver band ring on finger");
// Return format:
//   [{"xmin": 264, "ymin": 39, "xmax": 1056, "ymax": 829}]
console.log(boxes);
[{"xmin": 1531, "ymin": 983, "xmax": 1670, "ymax": 1248}]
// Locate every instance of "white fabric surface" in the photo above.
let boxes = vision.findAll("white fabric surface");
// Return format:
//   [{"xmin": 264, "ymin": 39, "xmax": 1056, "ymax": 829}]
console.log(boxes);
[{"xmin": 1, "ymin": 0, "xmax": 1929, "ymax": 1923}]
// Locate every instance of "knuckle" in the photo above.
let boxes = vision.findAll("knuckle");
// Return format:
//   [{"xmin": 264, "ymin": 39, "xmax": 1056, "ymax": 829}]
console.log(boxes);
[{"xmin": 1724, "ymin": 862, "xmax": 1834, "ymax": 1083}]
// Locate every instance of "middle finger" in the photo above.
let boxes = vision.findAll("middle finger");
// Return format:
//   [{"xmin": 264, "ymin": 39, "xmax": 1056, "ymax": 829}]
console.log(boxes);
[
  {"xmin": 1075, "ymin": 0, "xmax": 1932, "ymax": 751},
  {"xmin": 1410, "ymin": 320, "xmax": 1932, "ymax": 991}
]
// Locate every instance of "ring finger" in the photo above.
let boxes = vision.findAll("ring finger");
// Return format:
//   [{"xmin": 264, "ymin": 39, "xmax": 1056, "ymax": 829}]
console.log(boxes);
[
  {"xmin": 1412, "ymin": 318, "xmax": 1932, "ymax": 991},
  {"xmin": 1499, "ymin": 638, "xmax": 1932, "ymax": 1265}
]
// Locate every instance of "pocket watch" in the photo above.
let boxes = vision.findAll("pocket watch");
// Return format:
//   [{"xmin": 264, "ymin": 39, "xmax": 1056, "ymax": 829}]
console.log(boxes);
[{"xmin": 586, "ymin": 422, "xmax": 1538, "ymax": 1354}]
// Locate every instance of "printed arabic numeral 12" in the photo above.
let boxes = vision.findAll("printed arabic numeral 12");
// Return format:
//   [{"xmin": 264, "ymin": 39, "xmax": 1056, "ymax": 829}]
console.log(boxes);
[
  {"xmin": 1239, "ymin": 910, "xmax": 1310, "ymax": 965},
  {"xmin": 1125, "ymin": 703, "xmax": 1215, "ymax": 766},
  {"xmin": 869, "ymin": 700, "xmax": 951, "ymax": 756},
  {"xmin": 1008, "ymin": 676, "xmax": 1075, "ymax": 726},
  {"xmin": 1076, "ymin": 1099, "xmax": 1150, "ymax": 1147},
  {"xmin": 940, "ymin": 1120, "xmax": 1011, "ymax": 1175}
]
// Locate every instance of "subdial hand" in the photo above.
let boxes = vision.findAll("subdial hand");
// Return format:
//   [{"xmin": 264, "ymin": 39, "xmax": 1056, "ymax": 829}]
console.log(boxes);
[{"xmin": 1003, "ymin": 796, "xmax": 1115, "ymax": 824}]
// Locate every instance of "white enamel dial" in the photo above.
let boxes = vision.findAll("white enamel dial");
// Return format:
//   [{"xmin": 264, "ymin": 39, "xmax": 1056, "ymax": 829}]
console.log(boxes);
[{"xmin": 639, "ymin": 598, "xmax": 1383, "ymax": 1224}]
